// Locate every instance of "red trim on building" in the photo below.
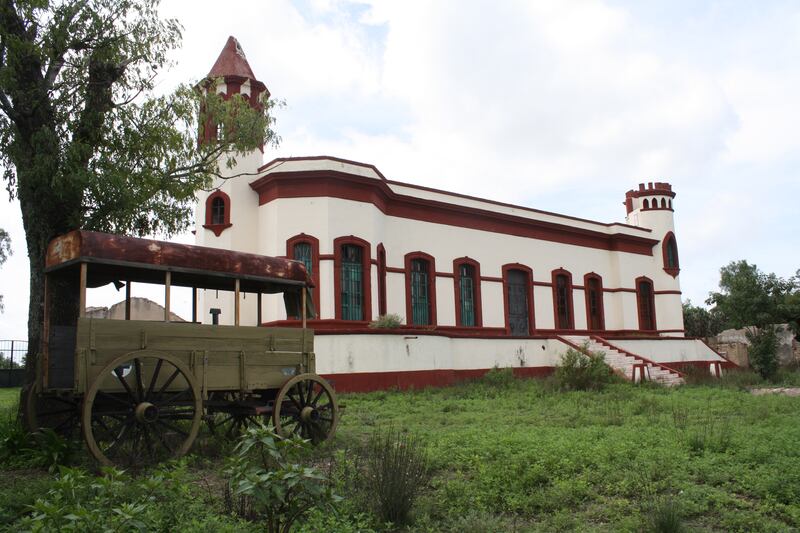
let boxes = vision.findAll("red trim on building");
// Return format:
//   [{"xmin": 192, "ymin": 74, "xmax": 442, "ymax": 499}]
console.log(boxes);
[
  {"xmin": 481, "ymin": 276, "xmax": 504, "ymax": 283},
  {"xmin": 376, "ymin": 243, "xmax": 387, "ymax": 316},
  {"xmin": 625, "ymin": 182, "xmax": 676, "ymax": 199},
  {"xmin": 286, "ymin": 234, "xmax": 320, "ymax": 316},
  {"xmin": 404, "ymin": 252, "xmax": 437, "ymax": 326},
  {"xmin": 551, "ymin": 268, "xmax": 575, "ymax": 330},
  {"xmin": 583, "ymin": 273, "xmax": 606, "ymax": 331},
  {"xmin": 203, "ymin": 190, "xmax": 233, "ymax": 236},
  {"xmin": 654, "ymin": 290, "xmax": 682, "ymax": 295},
  {"xmin": 453, "ymin": 257, "xmax": 483, "ymax": 328},
  {"xmin": 662, "ymin": 231, "xmax": 680, "ymax": 278},
  {"xmin": 333, "ymin": 236, "xmax": 372, "ymax": 321},
  {"xmin": 320, "ymin": 366, "xmax": 555, "ymax": 393},
  {"xmin": 250, "ymin": 170, "xmax": 660, "ymax": 255},
  {"xmin": 635, "ymin": 276, "xmax": 657, "ymax": 332},
  {"xmin": 502, "ymin": 264, "xmax": 536, "ymax": 335}
]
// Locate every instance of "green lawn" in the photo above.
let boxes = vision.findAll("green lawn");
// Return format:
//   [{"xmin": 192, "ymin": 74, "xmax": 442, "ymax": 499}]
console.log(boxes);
[
  {"xmin": 3, "ymin": 376, "xmax": 800, "ymax": 531},
  {"xmin": 0, "ymin": 388, "xmax": 19, "ymax": 410}
]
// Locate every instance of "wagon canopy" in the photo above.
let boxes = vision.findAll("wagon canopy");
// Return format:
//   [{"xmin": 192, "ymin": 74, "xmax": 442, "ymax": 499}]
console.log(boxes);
[{"xmin": 45, "ymin": 230, "xmax": 314, "ymax": 294}]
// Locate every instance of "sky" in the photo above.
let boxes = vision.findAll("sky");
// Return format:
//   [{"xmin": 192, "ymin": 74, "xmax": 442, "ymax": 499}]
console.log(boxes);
[{"xmin": 1, "ymin": 0, "xmax": 799, "ymax": 340}]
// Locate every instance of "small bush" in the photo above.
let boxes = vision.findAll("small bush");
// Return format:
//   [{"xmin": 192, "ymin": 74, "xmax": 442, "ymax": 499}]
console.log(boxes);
[
  {"xmin": 226, "ymin": 423, "xmax": 340, "ymax": 533},
  {"xmin": 555, "ymin": 346, "xmax": 616, "ymax": 391},
  {"xmin": 643, "ymin": 496, "xmax": 686, "ymax": 533},
  {"xmin": 369, "ymin": 313, "xmax": 404, "ymax": 328},
  {"xmin": 363, "ymin": 428, "xmax": 431, "ymax": 526},
  {"xmin": 746, "ymin": 326, "xmax": 779, "ymax": 380},
  {"xmin": 480, "ymin": 366, "xmax": 516, "ymax": 387}
]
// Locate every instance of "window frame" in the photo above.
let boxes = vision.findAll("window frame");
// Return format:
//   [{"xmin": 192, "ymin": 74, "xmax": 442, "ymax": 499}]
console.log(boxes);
[
  {"xmin": 502, "ymin": 263, "xmax": 535, "ymax": 336},
  {"xmin": 333, "ymin": 236, "xmax": 372, "ymax": 321},
  {"xmin": 203, "ymin": 190, "xmax": 232, "ymax": 236},
  {"xmin": 404, "ymin": 252, "xmax": 437, "ymax": 327},
  {"xmin": 453, "ymin": 257, "xmax": 482, "ymax": 328},
  {"xmin": 286, "ymin": 234, "xmax": 320, "ymax": 318},
  {"xmin": 662, "ymin": 231, "xmax": 680, "ymax": 278},
  {"xmin": 635, "ymin": 276, "xmax": 657, "ymax": 331},
  {"xmin": 551, "ymin": 268, "xmax": 575, "ymax": 330},
  {"xmin": 583, "ymin": 273, "xmax": 605, "ymax": 331}
]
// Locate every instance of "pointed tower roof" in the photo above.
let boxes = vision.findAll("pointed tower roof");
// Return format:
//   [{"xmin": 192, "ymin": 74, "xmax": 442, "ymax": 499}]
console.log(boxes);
[{"xmin": 208, "ymin": 36, "xmax": 258, "ymax": 80}]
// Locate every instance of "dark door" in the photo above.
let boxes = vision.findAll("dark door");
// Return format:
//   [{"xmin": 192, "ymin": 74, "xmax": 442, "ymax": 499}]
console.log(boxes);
[
  {"xmin": 637, "ymin": 280, "xmax": 655, "ymax": 331},
  {"xmin": 587, "ymin": 277, "xmax": 603, "ymax": 330},
  {"xmin": 507, "ymin": 270, "xmax": 529, "ymax": 336}
]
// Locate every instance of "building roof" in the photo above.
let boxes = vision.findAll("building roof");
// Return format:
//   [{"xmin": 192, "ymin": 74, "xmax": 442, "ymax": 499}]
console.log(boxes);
[{"xmin": 207, "ymin": 36, "xmax": 258, "ymax": 81}]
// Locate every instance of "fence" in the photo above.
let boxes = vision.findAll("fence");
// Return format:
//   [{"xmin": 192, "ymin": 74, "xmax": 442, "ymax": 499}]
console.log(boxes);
[{"xmin": 0, "ymin": 339, "xmax": 27, "ymax": 387}]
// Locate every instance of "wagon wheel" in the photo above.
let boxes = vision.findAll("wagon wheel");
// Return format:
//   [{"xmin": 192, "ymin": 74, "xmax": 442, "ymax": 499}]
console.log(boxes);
[
  {"xmin": 82, "ymin": 352, "xmax": 202, "ymax": 467},
  {"xmin": 205, "ymin": 391, "xmax": 266, "ymax": 440},
  {"xmin": 23, "ymin": 384, "xmax": 81, "ymax": 438},
  {"xmin": 273, "ymin": 373, "xmax": 338, "ymax": 444}
]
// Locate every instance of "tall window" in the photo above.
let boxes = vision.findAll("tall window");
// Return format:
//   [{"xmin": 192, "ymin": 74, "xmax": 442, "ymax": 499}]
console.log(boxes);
[
  {"xmin": 458, "ymin": 264, "xmax": 476, "ymax": 326},
  {"xmin": 211, "ymin": 197, "xmax": 225, "ymax": 225},
  {"xmin": 405, "ymin": 252, "xmax": 436, "ymax": 326},
  {"xmin": 584, "ymin": 274, "xmax": 604, "ymax": 330},
  {"xmin": 503, "ymin": 265, "xmax": 533, "ymax": 336},
  {"xmin": 287, "ymin": 235, "xmax": 320, "ymax": 318},
  {"xmin": 410, "ymin": 259, "xmax": 431, "ymax": 325},
  {"xmin": 636, "ymin": 277, "xmax": 656, "ymax": 331},
  {"xmin": 662, "ymin": 232, "xmax": 680, "ymax": 277},
  {"xmin": 341, "ymin": 244, "xmax": 363, "ymax": 320},
  {"xmin": 553, "ymin": 270, "xmax": 574, "ymax": 330}
]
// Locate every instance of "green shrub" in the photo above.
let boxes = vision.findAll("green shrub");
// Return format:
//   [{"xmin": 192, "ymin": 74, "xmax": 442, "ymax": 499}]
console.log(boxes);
[
  {"xmin": 226, "ymin": 423, "xmax": 340, "ymax": 533},
  {"xmin": 362, "ymin": 428, "xmax": 431, "ymax": 526},
  {"xmin": 369, "ymin": 313, "xmax": 403, "ymax": 328},
  {"xmin": 643, "ymin": 496, "xmax": 686, "ymax": 533},
  {"xmin": 555, "ymin": 346, "xmax": 616, "ymax": 391},
  {"xmin": 480, "ymin": 366, "xmax": 516, "ymax": 387},
  {"xmin": 747, "ymin": 326, "xmax": 779, "ymax": 380}
]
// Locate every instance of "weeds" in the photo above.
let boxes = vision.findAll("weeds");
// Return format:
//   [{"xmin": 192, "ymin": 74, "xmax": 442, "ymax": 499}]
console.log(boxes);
[
  {"xmin": 363, "ymin": 428, "xmax": 431, "ymax": 526},
  {"xmin": 555, "ymin": 346, "xmax": 616, "ymax": 391},
  {"xmin": 643, "ymin": 496, "xmax": 686, "ymax": 533},
  {"xmin": 369, "ymin": 313, "xmax": 404, "ymax": 328}
]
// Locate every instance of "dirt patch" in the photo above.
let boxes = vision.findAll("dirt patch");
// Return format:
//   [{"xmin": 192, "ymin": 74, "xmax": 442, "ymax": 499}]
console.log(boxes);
[{"xmin": 750, "ymin": 388, "xmax": 800, "ymax": 397}]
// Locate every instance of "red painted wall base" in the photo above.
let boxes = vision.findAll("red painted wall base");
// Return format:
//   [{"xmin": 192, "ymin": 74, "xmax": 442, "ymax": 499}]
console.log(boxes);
[{"xmin": 320, "ymin": 366, "xmax": 555, "ymax": 393}]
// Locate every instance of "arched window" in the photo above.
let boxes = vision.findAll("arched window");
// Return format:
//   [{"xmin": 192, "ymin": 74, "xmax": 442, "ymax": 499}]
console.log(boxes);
[
  {"xmin": 405, "ymin": 252, "xmax": 436, "ymax": 326},
  {"xmin": 642, "ymin": 199, "xmax": 650, "ymax": 210},
  {"xmin": 334, "ymin": 237, "xmax": 372, "ymax": 321},
  {"xmin": 287, "ymin": 234, "xmax": 320, "ymax": 315},
  {"xmin": 552, "ymin": 269, "xmax": 574, "ymax": 330},
  {"xmin": 636, "ymin": 277, "xmax": 656, "ymax": 331},
  {"xmin": 584, "ymin": 273, "xmax": 605, "ymax": 331},
  {"xmin": 454, "ymin": 258, "xmax": 482, "ymax": 327},
  {"xmin": 668, "ymin": 199, "xmax": 673, "ymax": 209},
  {"xmin": 502, "ymin": 264, "xmax": 534, "ymax": 336},
  {"xmin": 662, "ymin": 231, "xmax": 680, "ymax": 277},
  {"xmin": 660, "ymin": 198, "xmax": 667, "ymax": 209},
  {"xmin": 203, "ymin": 190, "xmax": 232, "ymax": 236}
]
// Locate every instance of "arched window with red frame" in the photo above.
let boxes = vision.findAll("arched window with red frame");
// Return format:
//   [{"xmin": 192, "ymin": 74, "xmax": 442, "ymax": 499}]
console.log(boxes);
[
  {"xmin": 287, "ymin": 234, "xmax": 320, "ymax": 317},
  {"xmin": 405, "ymin": 252, "xmax": 436, "ymax": 326},
  {"xmin": 453, "ymin": 257, "xmax": 482, "ymax": 327},
  {"xmin": 552, "ymin": 269, "xmax": 575, "ymax": 330},
  {"xmin": 584, "ymin": 273, "xmax": 605, "ymax": 331},
  {"xmin": 203, "ymin": 190, "xmax": 232, "ymax": 236},
  {"xmin": 642, "ymin": 198, "xmax": 650, "ymax": 210},
  {"xmin": 636, "ymin": 276, "xmax": 657, "ymax": 331},
  {"xmin": 662, "ymin": 231, "xmax": 680, "ymax": 277},
  {"xmin": 334, "ymin": 236, "xmax": 372, "ymax": 321},
  {"xmin": 502, "ymin": 264, "xmax": 535, "ymax": 336}
]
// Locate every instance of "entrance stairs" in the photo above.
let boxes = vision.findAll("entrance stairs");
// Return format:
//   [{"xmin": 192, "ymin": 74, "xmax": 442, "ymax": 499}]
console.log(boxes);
[{"xmin": 558, "ymin": 335, "xmax": 684, "ymax": 387}]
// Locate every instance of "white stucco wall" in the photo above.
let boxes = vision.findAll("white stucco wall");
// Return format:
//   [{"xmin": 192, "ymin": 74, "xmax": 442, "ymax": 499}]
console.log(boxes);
[{"xmin": 612, "ymin": 339, "xmax": 723, "ymax": 364}]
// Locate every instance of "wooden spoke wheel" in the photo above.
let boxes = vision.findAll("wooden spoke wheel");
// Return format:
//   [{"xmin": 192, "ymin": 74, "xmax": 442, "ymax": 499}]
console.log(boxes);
[
  {"xmin": 205, "ymin": 391, "xmax": 268, "ymax": 440},
  {"xmin": 24, "ymin": 385, "xmax": 81, "ymax": 438},
  {"xmin": 82, "ymin": 352, "xmax": 202, "ymax": 467},
  {"xmin": 273, "ymin": 373, "xmax": 338, "ymax": 444}
]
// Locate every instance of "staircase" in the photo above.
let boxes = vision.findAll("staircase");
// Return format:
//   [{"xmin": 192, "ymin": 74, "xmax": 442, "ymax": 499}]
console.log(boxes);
[{"xmin": 558, "ymin": 335, "xmax": 684, "ymax": 387}]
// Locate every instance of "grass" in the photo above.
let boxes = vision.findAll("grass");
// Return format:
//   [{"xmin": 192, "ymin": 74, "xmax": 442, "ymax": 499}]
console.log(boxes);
[
  {"xmin": 2, "ymin": 374, "xmax": 800, "ymax": 531},
  {"xmin": 0, "ymin": 388, "xmax": 19, "ymax": 409}
]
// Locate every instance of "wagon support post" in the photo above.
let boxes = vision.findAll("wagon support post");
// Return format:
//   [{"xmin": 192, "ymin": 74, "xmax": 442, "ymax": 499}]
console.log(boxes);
[
  {"xmin": 234, "ymin": 278, "xmax": 241, "ymax": 326},
  {"xmin": 165, "ymin": 271, "xmax": 172, "ymax": 322},
  {"xmin": 125, "ymin": 281, "xmax": 131, "ymax": 320}
]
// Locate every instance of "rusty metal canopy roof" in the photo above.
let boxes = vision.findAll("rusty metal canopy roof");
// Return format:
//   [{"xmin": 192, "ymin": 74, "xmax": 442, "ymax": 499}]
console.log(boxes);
[{"xmin": 45, "ymin": 230, "xmax": 312, "ymax": 293}]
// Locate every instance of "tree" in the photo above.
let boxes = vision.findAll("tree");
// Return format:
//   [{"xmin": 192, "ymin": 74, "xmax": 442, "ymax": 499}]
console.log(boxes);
[
  {"xmin": 0, "ymin": 0, "xmax": 277, "ymax": 376},
  {"xmin": 706, "ymin": 260, "xmax": 793, "ymax": 329},
  {"xmin": 682, "ymin": 300, "xmax": 724, "ymax": 338},
  {"xmin": 0, "ymin": 227, "xmax": 9, "ymax": 312}
]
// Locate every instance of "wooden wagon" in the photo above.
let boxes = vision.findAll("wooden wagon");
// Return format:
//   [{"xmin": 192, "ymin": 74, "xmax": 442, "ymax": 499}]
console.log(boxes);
[{"xmin": 25, "ymin": 230, "xmax": 338, "ymax": 466}]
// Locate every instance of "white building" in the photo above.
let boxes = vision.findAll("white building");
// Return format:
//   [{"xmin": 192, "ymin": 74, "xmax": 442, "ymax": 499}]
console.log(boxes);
[{"xmin": 194, "ymin": 37, "xmax": 732, "ymax": 391}]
